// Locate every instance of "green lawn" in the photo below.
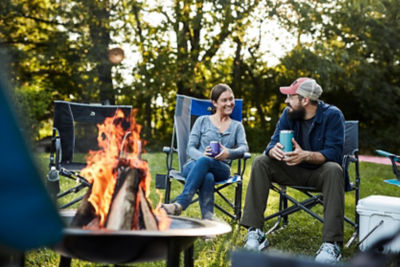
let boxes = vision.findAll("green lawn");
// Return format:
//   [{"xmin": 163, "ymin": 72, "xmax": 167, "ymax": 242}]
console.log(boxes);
[{"xmin": 26, "ymin": 152, "xmax": 400, "ymax": 266}]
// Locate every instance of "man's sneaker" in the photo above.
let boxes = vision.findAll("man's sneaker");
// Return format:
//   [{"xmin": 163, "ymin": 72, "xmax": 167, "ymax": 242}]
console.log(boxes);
[
  {"xmin": 161, "ymin": 203, "xmax": 182, "ymax": 216},
  {"xmin": 315, "ymin": 242, "xmax": 342, "ymax": 263},
  {"xmin": 244, "ymin": 228, "xmax": 268, "ymax": 251}
]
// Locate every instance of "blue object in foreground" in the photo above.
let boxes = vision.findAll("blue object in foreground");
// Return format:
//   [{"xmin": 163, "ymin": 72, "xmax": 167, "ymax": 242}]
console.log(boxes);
[
  {"xmin": 0, "ymin": 70, "xmax": 63, "ymax": 251},
  {"xmin": 384, "ymin": 179, "xmax": 400, "ymax": 187}
]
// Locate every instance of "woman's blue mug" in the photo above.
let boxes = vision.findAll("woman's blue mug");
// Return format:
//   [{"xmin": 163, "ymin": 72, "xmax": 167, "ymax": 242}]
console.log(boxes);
[{"xmin": 210, "ymin": 141, "xmax": 221, "ymax": 157}]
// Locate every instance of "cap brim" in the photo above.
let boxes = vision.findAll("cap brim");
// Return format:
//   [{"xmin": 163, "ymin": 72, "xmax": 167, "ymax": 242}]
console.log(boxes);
[{"xmin": 279, "ymin": 86, "xmax": 297, "ymax": 95}]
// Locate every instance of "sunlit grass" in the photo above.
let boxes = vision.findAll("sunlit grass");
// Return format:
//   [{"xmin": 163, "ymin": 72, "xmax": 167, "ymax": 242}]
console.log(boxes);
[{"xmin": 26, "ymin": 153, "xmax": 400, "ymax": 266}]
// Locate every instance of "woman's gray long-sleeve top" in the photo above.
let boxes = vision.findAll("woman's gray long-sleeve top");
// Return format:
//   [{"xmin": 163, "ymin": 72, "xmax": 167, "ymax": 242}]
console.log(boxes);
[{"xmin": 186, "ymin": 115, "xmax": 248, "ymax": 166}]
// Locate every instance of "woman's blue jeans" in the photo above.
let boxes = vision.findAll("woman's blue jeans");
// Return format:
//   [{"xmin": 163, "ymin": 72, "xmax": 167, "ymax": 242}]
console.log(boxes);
[{"xmin": 176, "ymin": 156, "xmax": 230, "ymax": 219}]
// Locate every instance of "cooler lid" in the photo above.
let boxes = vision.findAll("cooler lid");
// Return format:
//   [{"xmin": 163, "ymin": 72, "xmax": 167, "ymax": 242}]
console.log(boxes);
[{"xmin": 357, "ymin": 195, "xmax": 400, "ymax": 214}]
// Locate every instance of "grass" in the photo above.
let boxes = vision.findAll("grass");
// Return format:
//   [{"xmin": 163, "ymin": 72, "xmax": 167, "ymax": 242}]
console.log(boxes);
[{"xmin": 25, "ymin": 152, "xmax": 400, "ymax": 266}]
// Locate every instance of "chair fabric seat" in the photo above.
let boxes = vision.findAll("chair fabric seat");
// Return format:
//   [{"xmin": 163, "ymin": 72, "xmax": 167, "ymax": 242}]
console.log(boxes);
[{"xmin": 60, "ymin": 162, "xmax": 87, "ymax": 172}]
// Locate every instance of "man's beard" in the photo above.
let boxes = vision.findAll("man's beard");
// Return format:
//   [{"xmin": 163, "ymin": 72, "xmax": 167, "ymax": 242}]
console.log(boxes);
[{"xmin": 288, "ymin": 105, "xmax": 306, "ymax": 120}]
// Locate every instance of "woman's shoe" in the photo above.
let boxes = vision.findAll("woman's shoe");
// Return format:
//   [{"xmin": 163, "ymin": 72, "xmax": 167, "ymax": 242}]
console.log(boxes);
[{"xmin": 161, "ymin": 203, "xmax": 182, "ymax": 216}]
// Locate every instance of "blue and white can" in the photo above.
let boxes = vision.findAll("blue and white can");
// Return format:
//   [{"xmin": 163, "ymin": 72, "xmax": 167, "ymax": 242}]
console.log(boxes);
[{"xmin": 279, "ymin": 130, "xmax": 294, "ymax": 152}]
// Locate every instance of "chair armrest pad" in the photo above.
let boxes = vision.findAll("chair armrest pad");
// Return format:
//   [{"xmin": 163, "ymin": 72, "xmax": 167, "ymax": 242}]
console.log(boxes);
[
  {"xmin": 376, "ymin": 149, "xmax": 400, "ymax": 162},
  {"xmin": 163, "ymin": 146, "xmax": 171, "ymax": 153},
  {"xmin": 243, "ymin": 152, "xmax": 251, "ymax": 159}
]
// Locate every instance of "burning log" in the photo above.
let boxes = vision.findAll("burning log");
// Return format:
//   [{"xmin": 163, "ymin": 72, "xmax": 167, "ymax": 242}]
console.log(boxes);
[
  {"xmin": 70, "ymin": 188, "xmax": 96, "ymax": 228},
  {"xmin": 138, "ymin": 187, "xmax": 158, "ymax": 230},
  {"xmin": 106, "ymin": 168, "xmax": 139, "ymax": 230},
  {"xmin": 71, "ymin": 166, "xmax": 160, "ymax": 231}
]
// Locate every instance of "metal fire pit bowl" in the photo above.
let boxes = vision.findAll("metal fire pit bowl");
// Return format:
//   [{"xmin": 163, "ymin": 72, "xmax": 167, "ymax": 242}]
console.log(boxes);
[{"xmin": 54, "ymin": 210, "xmax": 231, "ymax": 266}]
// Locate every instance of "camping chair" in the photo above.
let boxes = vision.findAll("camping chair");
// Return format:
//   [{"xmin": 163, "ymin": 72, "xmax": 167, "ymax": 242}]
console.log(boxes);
[
  {"xmin": 375, "ymin": 150, "xmax": 400, "ymax": 187},
  {"xmin": 47, "ymin": 101, "xmax": 132, "ymax": 209},
  {"xmin": 155, "ymin": 94, "xmax": 251, "ymax": 220},
  {"xmin": 264, "ymin": 120, "xmax": 360, "ymax": 247}
]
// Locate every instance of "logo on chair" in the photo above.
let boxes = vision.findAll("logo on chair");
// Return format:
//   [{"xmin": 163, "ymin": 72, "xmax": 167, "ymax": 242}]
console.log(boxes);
[{"xmin": 90, "ymin": 111, "xmax": 96, "ymax": 116}]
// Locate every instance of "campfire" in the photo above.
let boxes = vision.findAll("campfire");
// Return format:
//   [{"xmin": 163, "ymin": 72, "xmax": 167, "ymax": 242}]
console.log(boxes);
[{"xmin": 70, "ymin": 109, "xmax": 170, "ymax": 231}]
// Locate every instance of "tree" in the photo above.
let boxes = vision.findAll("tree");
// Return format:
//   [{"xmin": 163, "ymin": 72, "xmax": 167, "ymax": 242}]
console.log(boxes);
[
  {"xmin": 263, "ymin": 0, "xmax": 400, "ymax": 152},
  {"xmin": 0, "ymin": 0, "xmax": 127, "ymax": 137},
  {"xmin": 116, "ymin": 0, "xmax": 262, "ymax": 145}
]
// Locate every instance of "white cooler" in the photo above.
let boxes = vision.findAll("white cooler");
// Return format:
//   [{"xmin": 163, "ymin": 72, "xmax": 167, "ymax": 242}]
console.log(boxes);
[{"xmin": 357, "ymin": 195, "xmax": 400, "ymax": 253}]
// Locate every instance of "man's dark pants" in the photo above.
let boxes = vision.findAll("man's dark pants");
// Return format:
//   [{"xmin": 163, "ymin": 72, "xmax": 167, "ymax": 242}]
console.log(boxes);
[{"xmin": 240, "ymin": 154, "xmax": 344, "ymax": 243}]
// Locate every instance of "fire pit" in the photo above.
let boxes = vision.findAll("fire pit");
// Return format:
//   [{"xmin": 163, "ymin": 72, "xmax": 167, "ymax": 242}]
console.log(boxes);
[
  {"xmin": 55, "ymin": 210, "xmax": 231, "ymax": 266},
  {"xmin": 52, "ymin": 110, "xmax": 231, "ymax": 266}
]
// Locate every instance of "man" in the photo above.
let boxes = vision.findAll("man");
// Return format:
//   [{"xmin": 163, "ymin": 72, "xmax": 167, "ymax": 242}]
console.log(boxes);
[{"xmin": 240, "ymin": 77, "xmax": 345, "ymax": 263}]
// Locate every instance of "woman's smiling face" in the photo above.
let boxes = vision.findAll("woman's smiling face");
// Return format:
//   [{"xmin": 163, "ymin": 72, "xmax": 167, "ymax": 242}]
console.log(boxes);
[{"xmin": 213, "ymin": 90, "xmax": 235, "ymax": 116}]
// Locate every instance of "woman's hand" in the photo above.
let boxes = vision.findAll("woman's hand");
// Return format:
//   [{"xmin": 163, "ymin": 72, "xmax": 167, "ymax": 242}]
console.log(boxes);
[
  {"xmin": 204, "ymin": 146, "xmax": 213, "ymax": 157},
  {"xmin": 214, "ymin": 143, "xmax": 230, "ymax": 160}
]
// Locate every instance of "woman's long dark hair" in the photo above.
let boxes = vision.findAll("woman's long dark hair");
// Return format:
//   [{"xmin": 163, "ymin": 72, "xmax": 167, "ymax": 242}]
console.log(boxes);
[{"xmin": 210, "ymin": 83, "xmax": 233, "ymax": 114}]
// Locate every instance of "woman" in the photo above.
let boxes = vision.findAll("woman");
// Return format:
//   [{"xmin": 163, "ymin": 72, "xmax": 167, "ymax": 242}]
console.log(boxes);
[{"xmin": 162, "ymin": 84, "xmax": 248, "ymax": 219}]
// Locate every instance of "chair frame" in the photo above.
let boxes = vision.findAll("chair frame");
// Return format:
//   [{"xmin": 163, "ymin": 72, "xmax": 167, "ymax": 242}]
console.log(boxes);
[
  {"xmin": 264, "ymin": 120, "xmax": 360, "ymax": 247},
  {"xmin": 376, "ymin": 149, "xmax": 400, "ymax": 180},
  {"xmin": 157, "ymin": 94, "xmax": 250, "ymax": 220}
]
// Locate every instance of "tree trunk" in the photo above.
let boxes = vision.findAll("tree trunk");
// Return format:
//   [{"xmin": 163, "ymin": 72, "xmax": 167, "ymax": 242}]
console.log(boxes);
[{"xmin": 88, "ymin": 0, "xmax": 115, "ymax": 104}]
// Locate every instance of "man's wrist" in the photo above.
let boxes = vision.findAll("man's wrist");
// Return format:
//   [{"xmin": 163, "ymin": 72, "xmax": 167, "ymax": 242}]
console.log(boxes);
[{"xmin": 305, "ymin": 151, "xmax": 312, "ymax": 162}]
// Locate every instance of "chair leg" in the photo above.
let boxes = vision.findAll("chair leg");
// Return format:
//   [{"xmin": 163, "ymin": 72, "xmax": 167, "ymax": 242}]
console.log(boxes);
[
  {"xmin": 59, "ymin": 256, "xmax": 71, "ymax": 267},
  {"xmin": 345, "ymin": 228, "xmax": 359, "ymax": 248},
  {"xmin": 0, "ymin": 251, "xmax": 24, "ymax": 267},
  {"xmin": 234, "ymin": 182, "xmax": 242, "ymax": 220},
  {"xmin": 345, "ymin": 186, "xmax": 360, "ymax": 248},
  {"xmin": 282, "ymin": 191, "xmax": 288, "ymax": 226},
  {"xmin": 266, "ymin": 214, "xmax": 283, "ymax": 235},
  {"xmin": 164, "ymin": 177, "xmax": 171, "ymax": 203},
  {"xmin": 266, "ymin": 188, "xmax": 287, "ymax": 234}
]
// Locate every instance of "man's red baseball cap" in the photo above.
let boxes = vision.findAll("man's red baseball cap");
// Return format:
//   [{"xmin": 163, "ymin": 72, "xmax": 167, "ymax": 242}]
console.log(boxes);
[{"xmin": 280, "ymin": 77, "xmax": 323, "ymax": 100}]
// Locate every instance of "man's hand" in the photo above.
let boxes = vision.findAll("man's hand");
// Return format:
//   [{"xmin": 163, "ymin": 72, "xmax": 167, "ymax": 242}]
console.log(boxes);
[
  {"xmin": 284, "ymin": 138, "xmax": 326, "ymax": 165},
  {"xmin": 283, "ymin": 138, "xmax": 306, "ymax": 166},
  {"xmin": 268, "ymin": 142, "xmax": 285, "ymax": 161}
]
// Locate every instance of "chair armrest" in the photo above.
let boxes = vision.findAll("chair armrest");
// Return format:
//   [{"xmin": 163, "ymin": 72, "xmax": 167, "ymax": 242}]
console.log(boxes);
[
  {"xmin": 243, "ymin": 152, "xmax": 251, "ymax": 160},
  {"xmin": 162, "ymin": 146, "xmax": 177, "ymax": 172},
  {"xmin": 236, "ymin": 152, "xmax": 251, "ymax": 177},
  {"xmin": 376, "ymin": 149, "xmax": 400, "ymax": 180},
  {"xmin": 376, "ymin": 149, "xmax": 400, "ymax": 162},
  {"xmin": 348, "ymin": 155, "xmax": 358, "ymax": 163}
]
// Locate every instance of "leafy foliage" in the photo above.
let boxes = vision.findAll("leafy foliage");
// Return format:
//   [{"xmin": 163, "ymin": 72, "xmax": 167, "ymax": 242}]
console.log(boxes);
[{"xmin": 1, "ymin": 0, "xmax": 400, "ymax": 152}]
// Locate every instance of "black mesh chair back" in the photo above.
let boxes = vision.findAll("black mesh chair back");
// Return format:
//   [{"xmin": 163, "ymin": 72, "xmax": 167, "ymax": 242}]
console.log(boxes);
[
  {"xmin": 48, "ymin": 101, "xmax": 132, "ymax": 209},
  {"xmin": 51, "ymin": 101, "xmax": 132, "ymax": 170}
]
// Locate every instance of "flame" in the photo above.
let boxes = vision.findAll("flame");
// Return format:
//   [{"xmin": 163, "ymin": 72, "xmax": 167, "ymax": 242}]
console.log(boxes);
[
  {"xmin": 154, "ymin": 189, "xmax": 172, "ymax": 231},
  {"xmin": 80, "ymin": 108, "xmax": 170, "ymax": 230}
]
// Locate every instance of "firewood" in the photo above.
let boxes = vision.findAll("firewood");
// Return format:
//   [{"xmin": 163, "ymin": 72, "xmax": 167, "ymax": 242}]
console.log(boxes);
[
  {"xmin": 83, "ymin": 217, "xmax": 100, "ymax": 230},
  {"xmin": 72, "ymin": 166, "xmax": 161, "ymax": 231},
  {"xmin": 70, "ymin": 188, "xmax": 96, "ymax": 228},
  {"xmin": 105, "ymin": 168, "xmax": 139, "ymax": 230},
  {"xmin": 138, "ymin": 187, "xmax": 158, "ymax": 231}
]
